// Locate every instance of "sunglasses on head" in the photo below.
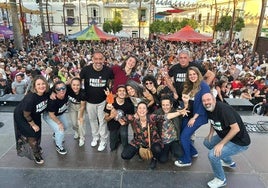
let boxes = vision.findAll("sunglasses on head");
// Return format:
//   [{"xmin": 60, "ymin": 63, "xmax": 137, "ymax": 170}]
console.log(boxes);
[
  {"xmin": 145, "ymin": 81, "xmax": 153, "ymax": 85},
  {"xmin": 55, "ymin": 86, "xmax": 66, "ymax": 92}
]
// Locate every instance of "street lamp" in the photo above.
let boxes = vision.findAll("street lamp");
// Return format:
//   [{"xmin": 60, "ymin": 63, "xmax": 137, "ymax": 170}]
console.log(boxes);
[
  {"xmin": 138, "ymin": 0, "xmax": 141, "ymax": 41},
  {"xmin": 19, "ymin": 0, "xmax": 27, "ymax": 48}
]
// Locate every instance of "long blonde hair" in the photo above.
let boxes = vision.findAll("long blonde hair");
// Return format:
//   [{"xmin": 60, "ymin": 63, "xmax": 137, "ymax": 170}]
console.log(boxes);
[{"xmin": 182, "ymin": 66, "xmax": 203, "ymax": 98}]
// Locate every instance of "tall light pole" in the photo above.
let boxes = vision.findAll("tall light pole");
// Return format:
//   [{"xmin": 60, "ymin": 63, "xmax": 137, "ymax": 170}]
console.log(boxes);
[
  {"xmin": 229, "ymin": 0, "xmax": 238, "ymax": 45},
  {"xmin": 63, "ymin": 0, "xmax": 67, "ymax": 36},
  {"xmin": 19, "ymin": 0, "xmax": 27, "ymax": 49},
  {"xmin": 46, "ymin": 0, "xmax": 52, "ymax": 47},
  {"xmin": 138, "ymin": 0, "xmax": 141, "ymax": 41},
  {"xmin": 253, "ymin": 0, "xmax": 267, "ymax": 52},
  {"xmin": 212, "ymin": 0, "xmax": 218, "ymax": 39},
  {"xmin": 79, "ymin": 0, "xmax": 82, "ymax": 31}
]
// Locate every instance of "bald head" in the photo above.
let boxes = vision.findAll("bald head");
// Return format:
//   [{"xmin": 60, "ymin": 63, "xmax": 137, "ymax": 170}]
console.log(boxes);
[{"xmin": 202, "ymin": 93, "xmax": 216, "ymax": 112}]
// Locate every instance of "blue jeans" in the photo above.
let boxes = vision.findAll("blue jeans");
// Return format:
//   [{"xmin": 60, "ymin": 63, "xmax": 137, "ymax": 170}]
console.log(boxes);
[
  {"xmin": 43, "ymin": 112, "xmax": 69, "ymax": 148},
  {"xmin": 203, "ymin": 135, "xmax": 249, "ymax": 181}
]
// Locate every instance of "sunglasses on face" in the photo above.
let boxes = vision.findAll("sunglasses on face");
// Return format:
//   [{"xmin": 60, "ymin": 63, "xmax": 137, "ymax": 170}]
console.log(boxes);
[
  {"xmin": 145, "ymin": 81, "xmax": 153, "ymax": 86},
  {"xmin": 55, "ymin": 86, "xmax": 66, "ymax": 92}
]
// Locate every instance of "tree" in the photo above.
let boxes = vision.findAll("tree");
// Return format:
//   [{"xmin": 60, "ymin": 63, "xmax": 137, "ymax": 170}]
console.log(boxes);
[
  {"xmin": 103, "ymin": 10, "xmax": 123, "ymax": 34},
  {"xmin": 10, "ymin": 0, "xmax": 23, "ymax": 50},
  {"xmin": 234, "ymin": 17, "xmax": 245, "ymax": 32},
  {"xmin": 215, "ymin": 15, "xmax": 232, "ymax": 40},
  {"xmin": 180, "ymin": 18, "xmax": 199, "ymax": 29},
  {"xmin": 103, "ymin": 21, "xmax": 112, "ymax": 33}
]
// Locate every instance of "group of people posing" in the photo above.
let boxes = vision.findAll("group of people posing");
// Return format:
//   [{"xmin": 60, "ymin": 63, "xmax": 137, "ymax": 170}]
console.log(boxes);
[{"xmin": 14, "ymin": 49, "xmax": 250, "ymax": 188}]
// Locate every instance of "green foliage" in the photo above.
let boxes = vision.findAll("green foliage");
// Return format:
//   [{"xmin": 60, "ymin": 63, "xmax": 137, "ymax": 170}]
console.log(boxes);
[
  {"xmin": 111, "ymin": 19, "xmax": 123, "ymax": 34},
  {"xmin": 214, "ymin": 15, "xmax": 245, "ymax": 33},
  {"xmin": 234, "ymin": 17, "xmax": 245, "ymax": 32},
  {"xmin": 103, "ymin": 13, "xmax": 123, "ymax": 34},
  {"xmin": 103, "ymin": 21, "xmax": 112, "ymax": 33},
  {"xmin": 180, "ymin": 18, "xmax": 199, "ymax": 29},
  {"xmin": 215, "ymin": 16, "xmax": 232, "ymax": 32},
  {"xmin": 149, "ymin": 18, "xmax": 198, "ymax": 34}
]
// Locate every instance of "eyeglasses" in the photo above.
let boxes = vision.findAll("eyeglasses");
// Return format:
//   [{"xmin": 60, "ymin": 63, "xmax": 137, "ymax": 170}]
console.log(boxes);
[
  {"xmin": 55, "ymin": 86, "xmax": 66, "ymax": 92},
  {"xmin": 145, "ymin": 82, "xmax": 153, "ymax": 85}
]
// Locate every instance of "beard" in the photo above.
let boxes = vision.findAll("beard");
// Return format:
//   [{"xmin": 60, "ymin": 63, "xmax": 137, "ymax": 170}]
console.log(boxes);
[{"xmin": 204, "ymin": 104, "xmax": 215, "ymax": 112}]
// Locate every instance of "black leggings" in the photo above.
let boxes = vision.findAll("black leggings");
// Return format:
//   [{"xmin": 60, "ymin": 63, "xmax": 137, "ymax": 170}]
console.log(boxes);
[{"xmin": 121, "ymin": 142, "xmax": 162, "ymax": 160}]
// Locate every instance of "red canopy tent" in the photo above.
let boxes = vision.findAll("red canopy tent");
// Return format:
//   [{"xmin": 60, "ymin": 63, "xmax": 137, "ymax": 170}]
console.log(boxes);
[{"xmin": 160, "ymin": 25, "xmax": 213, "ymax": 42}]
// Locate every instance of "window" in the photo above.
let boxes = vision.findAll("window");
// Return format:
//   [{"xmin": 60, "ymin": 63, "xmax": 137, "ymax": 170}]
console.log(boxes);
[
  {"xmin": 140, "ymin": 9, "xmax": 146, "ymax": 22},
  {"xmin": 90, "ymin": 6, "xmax": 99, "ymax": 18},
  {"xmin": 88, "ymin": 5, "xmax": 100, "ymax": 24},
  {"xmin": 207, "ymin": 12, "xmax": 210, "ymax": 25},
  {"xmin": 67, "ymin": 9, "xmax": 74, "ymax": 17},
  {"xmin": 198, "ymin": 14, "xmax": 202, "ymax": 23}
]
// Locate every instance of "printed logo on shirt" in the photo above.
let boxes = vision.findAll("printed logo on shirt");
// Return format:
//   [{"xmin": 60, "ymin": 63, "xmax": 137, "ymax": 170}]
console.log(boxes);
[
  {"xmin": 175, "ymin": 73, "xmax": 186, "ymax": 82},
  {"xmin": 209, "ymin": 119, "xmax": 223, "ymax": 131},
  {"xmin": 89, "ymin": 77, "xmax": 106, "ymax": 87},
  {"xmin": 36, "ymin": 100, "xmax": 48, "ymax": 113},
  {"xmin": 68, "ymin": 95, "xmax": 79, "ymax": 103},
  {"xmin": 58, "ymin": 102, "xmax": 69, "ymax": 113}
]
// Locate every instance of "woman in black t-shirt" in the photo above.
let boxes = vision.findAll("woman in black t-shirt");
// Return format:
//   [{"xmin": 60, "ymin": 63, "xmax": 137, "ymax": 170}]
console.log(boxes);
[
  {"xmin": 14, "ymin": 75, "xmax": 50, "ymax": 165},
  {"xmin": 66, "ymin": 77, "xmax": 86, "ymax": 147}
]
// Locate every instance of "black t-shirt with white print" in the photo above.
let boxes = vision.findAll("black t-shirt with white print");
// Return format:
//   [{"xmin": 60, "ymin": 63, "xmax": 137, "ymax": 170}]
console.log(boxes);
[
  {"xmin": 66, "ymin": 85, "xmax": 86, "ymax": 104},
  {"xmin": 168, "ymin": 62, "xmax": 206, "ymax": 100},
  {"xmin": 207, "ymin": 101, "xmax": 251, "ymax": 146},
  {"xmin": 47, "ymin": 94, "xmax": 69, "ymax": 116},
  {"xmin": 80, "ymin": 64, "xmax": 114, "ymax": 104},
  {"xmin": 15, "ymin": 92, "xmax": 49, "ymax": 125}
]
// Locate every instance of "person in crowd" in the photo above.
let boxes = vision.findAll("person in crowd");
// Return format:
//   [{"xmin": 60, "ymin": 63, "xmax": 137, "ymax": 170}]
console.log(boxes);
[
  {"xmin": 202, "ymin": 93, "xmax": 250, "ymax": 188},
  {"xmin": 67, "ymin": 77, "xmax": 87, "ymax": 147},
  {"xmin": 0, "ymin": 77, "xmax": 11, "ymax": 97},
  {"xmin": 12, "ymin": 73, "xmax": 27, "ymax": 94},
  {"xmin": 167, "ymin": 49, "xmax": 215, "ymax": 101},
  {"xmin": 121, "ymin": 101, "xmax": 188, "ymax": 170},
  {"xmin": 43, "ymin": 81, "xmax": 69, "ymax": 155},
  {"xmin": 153, "ymin": 95, "xmax": 183, "ymax": 163},
  {"xmin": 142, "ymin": 75, "xmax": 161, "ymax": 112},
  {"xmin": 14, "ymin": 75, "xmax": 50, "ymax": 164},
  {"xmin": 80, "ymin": 51, "xmax": 114, "ymax": 152},
  {"xmin": 104, "ymin": 85, "xmax": 135, "ymax": 151},
  {"xmin": 0, "ymin": 61, "xmax": 7, "ymax": 80},
  {"xmin": 215, "ymin": 80, "xmax": 228, "ymax": 102},
  {"xmin": 111, "ymin": 55, "xmax": 140, "ymax": 94},
  {"xmin": 125, "ymin": 80, "xmax": 154, "ymax": 109},
  {"xmin": 174, "ymin": 66, "xmax": 210, "ymax": 167}
]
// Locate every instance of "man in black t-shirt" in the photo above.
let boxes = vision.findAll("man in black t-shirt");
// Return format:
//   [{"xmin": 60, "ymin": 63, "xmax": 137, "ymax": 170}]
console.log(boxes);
[
  {"xmin": 80, "ymin": 51, "xmax": 114, "ymax": 152},
  {"xmin": 202, "ymin": 93, "xmax": 250, "ymax": 188},
  {"xmin": 167, "ymin": 49, "xmax": 215, "ymax": 101},
  {"xmin": 104, "ymin": 85, "xmax": 134, "ymax": 151}
]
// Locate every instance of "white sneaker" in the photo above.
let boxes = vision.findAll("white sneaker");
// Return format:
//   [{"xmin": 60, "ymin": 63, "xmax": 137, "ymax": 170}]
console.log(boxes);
[
  {"xmin": 207, "ymin": 177, "xmax": 226, "ymax": 188},
  {"xmin": 74, "ymin": 131, "xmax": 79, "ymax": 140},
  {"xmin": 221, "ymin": 160, "xmax": 236, "ymax": 168},
  {"xmin": 174, "ymin": 160, "xmax": 192, "ymax": 167},
  {"xmin": 91, "ymin": 139, "xmax": 98, "ymax": 147},
  {"xmin": 79, "ymin": 138, "xmax": 85, "ymax": 147},
  {"xmin": 97, "ymin": 142, "xmax": 107, "ymax": 151}
]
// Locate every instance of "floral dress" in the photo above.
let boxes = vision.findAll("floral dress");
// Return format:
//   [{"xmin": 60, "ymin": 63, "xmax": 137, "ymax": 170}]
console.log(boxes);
[{"xmin": 130, "ymin": 114, "xmax": 164, "ymax": 148}]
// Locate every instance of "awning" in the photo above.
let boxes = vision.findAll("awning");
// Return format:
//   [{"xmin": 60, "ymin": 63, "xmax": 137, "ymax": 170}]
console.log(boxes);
[{"xmin": 166, "ymin": 9, "xmax": 185, "ymax": 13}]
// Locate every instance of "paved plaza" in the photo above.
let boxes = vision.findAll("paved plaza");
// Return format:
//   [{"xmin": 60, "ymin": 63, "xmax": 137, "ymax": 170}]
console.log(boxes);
[{"xmin": 0, "ymin": 110, "xmax": 267, "ymax": 188}]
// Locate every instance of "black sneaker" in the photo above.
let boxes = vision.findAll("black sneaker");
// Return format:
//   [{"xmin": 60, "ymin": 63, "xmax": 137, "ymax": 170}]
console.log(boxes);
[
  {"xmin": 34, "ymin": 155, "xmax": 44, "ymax": 165},
  {"xmin": 56, "ymin": 145, "xmax": 67, "ymax": 155},
  {"xmin": 149, "ymin": 158, "xmax": 157, "ymax": 170},
  {"xmin": 52, "ymin": 133, "xmax": 65, "ymax": 143}
]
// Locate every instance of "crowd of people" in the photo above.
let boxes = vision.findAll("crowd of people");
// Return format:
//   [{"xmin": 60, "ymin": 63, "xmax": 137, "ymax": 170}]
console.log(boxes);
[{"xmin": 0, "ymin": 36, "xmax": 260, "ymax": 188}]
